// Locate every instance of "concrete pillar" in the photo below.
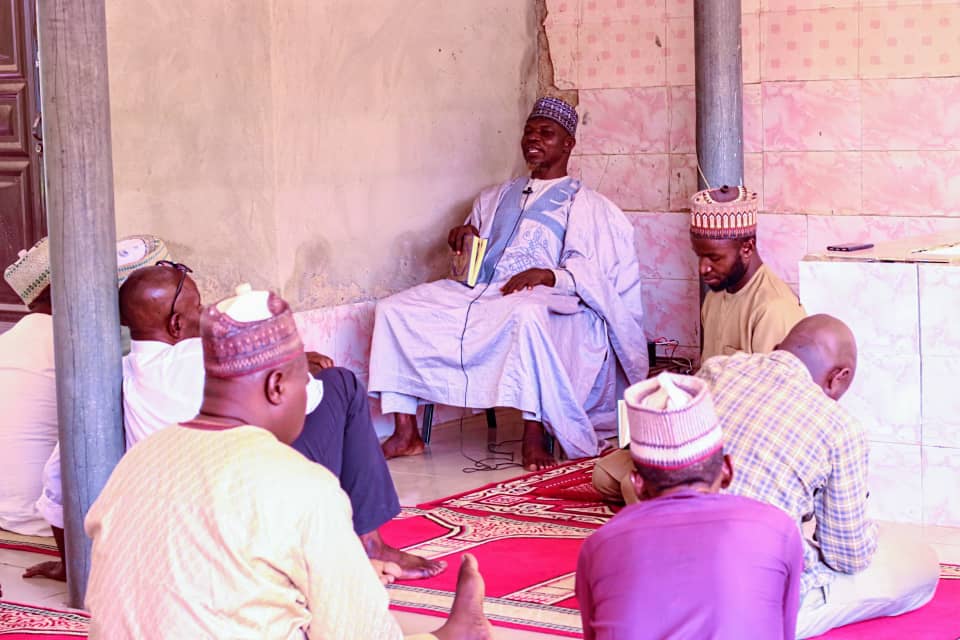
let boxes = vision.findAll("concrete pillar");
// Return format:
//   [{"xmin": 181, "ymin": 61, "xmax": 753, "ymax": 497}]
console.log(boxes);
[
  {"xmin": 36, "ymin": 0, "xmax": 124, "ymax": 607},
  {"xmin": 694, "ymin": 0, "xmax": 744, "ymax": 190}
]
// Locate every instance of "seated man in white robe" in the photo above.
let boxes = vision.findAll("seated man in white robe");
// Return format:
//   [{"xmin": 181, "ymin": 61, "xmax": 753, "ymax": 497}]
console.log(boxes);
[
  {"xmin": 0, "ymin": 239, "xmax": 57, "ymax": 537},
  {"xmin": 368, "ymin": 97, "xmax": 648, "ymax": 470},
  {"xmin": 28, "ymin": 264, "xmax": 442, "ymax": 582}
]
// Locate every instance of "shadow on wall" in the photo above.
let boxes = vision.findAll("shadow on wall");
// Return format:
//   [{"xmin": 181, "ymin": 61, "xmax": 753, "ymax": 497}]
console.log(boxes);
[{"xmin": 282, "ymin": 192, "xmax": 475, "ymax": 309}]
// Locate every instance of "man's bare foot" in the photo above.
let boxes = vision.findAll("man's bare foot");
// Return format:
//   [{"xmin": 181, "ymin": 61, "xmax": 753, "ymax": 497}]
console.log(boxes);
[
  {"xmin": 433, "ymin": 554, "xmax": 492, "ymax": 640},
  {"xmin": 361, "ymin": 529, "xmax": 447, "ymax": 580},
  {"xmin": 382, "ymin": 431, "xmax": 426, "ymax": 459},
  {"xmin": 23, "ymin": 560, "xmax": 66, "ymax": 582},
  {"xmin": 382, "ymin": 413, "xmax": 426, "ymax": 459},
  {"xmin": 522, "ymin": 420, "xmax": 557, "ymax": 471}
]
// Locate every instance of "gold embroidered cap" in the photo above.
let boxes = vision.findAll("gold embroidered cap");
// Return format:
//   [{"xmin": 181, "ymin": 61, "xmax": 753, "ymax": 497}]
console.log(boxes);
[{"xmin": 689, "ymin": 186, "xmax": 759, "ymax": 240}]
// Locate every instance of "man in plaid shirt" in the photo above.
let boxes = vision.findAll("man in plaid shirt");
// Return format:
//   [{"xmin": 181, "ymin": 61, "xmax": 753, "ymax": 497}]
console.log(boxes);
[{"xmin": 594, "ymin": 315, "xmax": 939, "ymax": 637}]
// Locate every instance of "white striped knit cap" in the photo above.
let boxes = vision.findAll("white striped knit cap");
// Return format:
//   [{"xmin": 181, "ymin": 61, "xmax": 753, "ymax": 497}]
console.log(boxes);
[
  {"xmin": 116, "ymin": 235, "xmax": 170, "ymax": 286},
  {"xmin": 4, "ymin": 237, "xmax": 50, "ymax": 306},
  {"xmin": 626, "ymin": 372, "xmax": 722, "ymax": 470}
]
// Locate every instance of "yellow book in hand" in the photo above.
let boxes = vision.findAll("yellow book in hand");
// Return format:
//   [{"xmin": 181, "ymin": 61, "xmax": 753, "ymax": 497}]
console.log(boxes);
[{"xmin": 449, "ymin": 234, "xmax": 488, "ymax": 288}]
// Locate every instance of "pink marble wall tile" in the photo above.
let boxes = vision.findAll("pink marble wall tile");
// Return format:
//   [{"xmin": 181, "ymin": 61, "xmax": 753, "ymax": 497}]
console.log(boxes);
[
  {"xmin": 861, "ymin": 0, "xmax": 960, "ymax": 4},
  {"xmin": 668, "ymin": 153, "xmax": 697, "ymax": 211},
  {"xmin": 668, "ymin": 85, "xmax": 695, "ymax": 153},
  {"xmin": 798, "ymin": 260, "xmax": 920, "ymax": 354},
  {"xmin": 578, "ymin": 87, "xmax": 670, "ymax": 154},
  {"xmin": 295, "ymin": 307, "xmax": 339, "ymax": 358},
  {"xmin": 572, "ymin": 153, "xmax": 670, "ymax": 210},
  {"xmin": 641, "ymin": 277, "xmax": 700, "ymax": 346},
  {"xmin": 742, "ymin": 13, "xmax": 761, "ymax": 84},
  {"xmin": 807, "ymin": 215, "xmax": 960, "ymax": 254},
  {"xmin": 666, "ymin": 16, "xmax": 694, "ymax": 85},
  {"xmin": 862, "ymin": 151, "xmax": 960, "ymax": 216},
  {"xmin": 861, "ymin": 6, "xmax": 960, "ymax": 79},
  {"xmin": 924, "ymin": 423, "xmax": 960, "ymax": 450},
  {"xmin": 761, "ymin": 9, "xmax": 860, "ymax": 81},
  {"xmin": 765, "ymin": 0, "xmax": 860, "ymax": 9},
  {"xmin": 665, "ymin": 62, "xmax": 759, "ymax": 145},
  {"xmin": 743, "ymin": 84, "xmax": 764, "ymax": 154},
  {"xmin": 923, "ymin": 445, "xmax": 960, "ymax": 527},
  {"xmin": 839, "ymin": 352, "xmax": 922, "ymax": 445},
  {"xmin": 332, "ymin": 301, "xmax": 376, "ymax": 380},
  {"xmin": 867, "ymin": 442, "xmax": 922, "ymax": 523},
  {"xmin": 922, "ymin": 356, "xmax": 960, "ymax": 425},
  {"xmin": 762, "ymin": 80, "xmax": 861, "ymax": 151},
  {"xmin": 545, "ymin": 23, "xmax": 580, "ymax": 90},
  {"xmin": 862, "ymin": 78, "xmax": 960, "ymax": 151},
  {"xmin": 919, "ymin": 265, "xmax": 960, "ymax": 358},
  {"xmin": 601, "ymin": 154, "xmax": 671, "ymax": 210},
  {"xmin": 295, "ymin": 302, "xmax": 376, "ymax": 385},
  {"xmin": 627, "ymin": 211, "xmax": 697, "ymax": 279},
  {"xmin": 757, "ymin": 213, "xmax": 807, "ymax": 283},
  {"xmin": 745, "ymin": 153, "xmax": 765, "ymax": 210},
  {"xmin": 665, "ymin": 0, "xmax": 693, "ymax": 16},
  {"xmin": 664, "ymin": 155, "xmax": 763, "ymax": 211},
  {"xmin": 545, "ymin": 0, "xmax": 581, "ymax": 25},
  {"xmin": 568, "ymin": 154, "xmax": 609, "ymax": 188},
  {"xmin": 666, "ymin": 13, "xmax": 758, "ymax": 85},
  {"xmin": 764, "ymin": 152, "xmax": 862, "ymax": 215},
  {"xmin": 579, "ymin": 19, "xmax": 667, "ymax": 89},
  {"xmin": 581, "ymin": 0, "xmax": 664, "ymax": 23}
]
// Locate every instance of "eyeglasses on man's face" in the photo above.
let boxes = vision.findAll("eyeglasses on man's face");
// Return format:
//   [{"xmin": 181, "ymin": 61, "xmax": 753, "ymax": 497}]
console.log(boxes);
[{"xmin": 155, "ymin": 260, "xmax": 194, "ymax": 319}]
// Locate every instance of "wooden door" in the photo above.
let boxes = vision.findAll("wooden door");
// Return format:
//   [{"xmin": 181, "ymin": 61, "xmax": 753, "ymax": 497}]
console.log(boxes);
[{"xmin": 0, "ymin": 0, "xmax": 43, "ymax": 320}]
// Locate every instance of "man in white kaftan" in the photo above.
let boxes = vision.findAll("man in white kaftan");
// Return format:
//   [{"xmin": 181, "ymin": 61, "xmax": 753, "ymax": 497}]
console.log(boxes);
[
  {"xmin": 369, "ymin": 98, "xmax": 648, "ymax": 470},
  {"xmin": 0, "ymin": 239, "xmax": 56, "ymax": 536}
]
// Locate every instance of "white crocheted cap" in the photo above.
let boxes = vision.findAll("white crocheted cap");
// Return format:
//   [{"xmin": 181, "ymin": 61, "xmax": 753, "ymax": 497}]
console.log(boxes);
[
  {"xmin": 116, "ymin": 235, "xmax": 170, "ymax": 286},
  {"xmin": 625, "ymin": 372, "xmax": 722, "ymax": 470},
  {"xmin": 4, "ymin": 237, "xmax": 51, "ymax": 306}
]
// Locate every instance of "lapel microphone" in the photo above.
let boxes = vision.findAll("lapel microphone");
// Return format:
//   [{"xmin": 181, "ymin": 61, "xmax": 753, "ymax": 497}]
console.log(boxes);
[{"xmin": 522, "ymin": 186, "xmax": 533, "ymax": 194}]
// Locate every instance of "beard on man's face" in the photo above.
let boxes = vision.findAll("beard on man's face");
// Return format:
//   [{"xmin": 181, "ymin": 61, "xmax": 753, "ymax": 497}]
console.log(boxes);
[{"xmin": 707, "ymin": 254, "xmax": 749, "ymax": 292}]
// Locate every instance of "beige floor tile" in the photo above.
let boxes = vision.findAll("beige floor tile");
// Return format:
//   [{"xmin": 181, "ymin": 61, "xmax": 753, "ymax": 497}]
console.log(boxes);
[{"xmin": 0, "ymin": 558, "xmax": 65, "ymax": 603}]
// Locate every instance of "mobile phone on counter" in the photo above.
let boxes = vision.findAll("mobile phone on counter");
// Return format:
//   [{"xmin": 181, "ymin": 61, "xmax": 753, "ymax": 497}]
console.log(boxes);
[{"xmin": 826, "ymin": 242, "xmax": 874, "ymax": 252}]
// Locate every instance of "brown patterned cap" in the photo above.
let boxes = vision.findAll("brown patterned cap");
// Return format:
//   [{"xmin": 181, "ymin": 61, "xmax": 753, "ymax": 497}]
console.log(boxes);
[
  {"xmin": 201, "ymin": 284, "xmax": 304, "ymax": 379},
  {"xmin": 689, "ymin": 186, "xmax": 759, "ymax": 240}
]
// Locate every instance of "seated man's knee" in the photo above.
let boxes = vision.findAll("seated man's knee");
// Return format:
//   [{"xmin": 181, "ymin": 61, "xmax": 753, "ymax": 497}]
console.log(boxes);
[
  {"xmin": 315, "ymin": 365, "xmax": 357, "ymax": 389},
  {"xmin": 592, "ymin": 450, "xmax": 633, "ymax": 504},
  {"xmin": 510, "ymin": 298, "xmax": 549, "ymax": 326}
]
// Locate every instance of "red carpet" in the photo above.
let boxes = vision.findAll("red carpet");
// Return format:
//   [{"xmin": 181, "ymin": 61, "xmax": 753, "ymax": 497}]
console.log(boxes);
[
  {"xmin": 0, "ymin": 601, "xmax": 88, "ymax": 638},
  {"xmin": 385, "ymin": 458, "xmax": 611, "ymax": 637},
  {"xmin": 815, "ymin": 565, "xmax": 960, "ymax": 640},
  {"xmin": 0, "ymin": 530, "xmax": 58, "ymax": 557},
  {"xmin": 383, "ymin": 458, "xmax": 960, "ymax": 638}
]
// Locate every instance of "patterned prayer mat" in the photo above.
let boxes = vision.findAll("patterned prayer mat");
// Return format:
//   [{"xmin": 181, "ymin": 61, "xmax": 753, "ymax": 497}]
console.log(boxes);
[
  {"xmin": 0, "ymin": 531, "xmax": 58, "ymax": 557},
  {"xmin": 384, "ymin": 458, "xmax": 960, "ymax": 639},
  {"xmin": 0, "ymin": 601, "xmax": 88, "ymax": 638},
  {"xmin": 385, "ymin": 458, "xmax": 610, "ymax": 637}
]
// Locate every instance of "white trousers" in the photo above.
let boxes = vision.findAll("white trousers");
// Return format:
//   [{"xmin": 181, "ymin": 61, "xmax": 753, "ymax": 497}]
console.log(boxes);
[{"xmin": 796, "ymin": 525, "xmax": 940, "ymax": 638}]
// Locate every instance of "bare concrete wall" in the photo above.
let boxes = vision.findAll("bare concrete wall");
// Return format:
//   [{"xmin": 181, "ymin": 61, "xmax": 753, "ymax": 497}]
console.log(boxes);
[
  {"xmin": 105, "ymin": 0, "xmax": 539, "ymax": 308},
  {"xmin": 270, "ymin": 0, "xmax": 539, "ymax": 307},
  {"xmin": 107, "ymin": 0, "xmax": 278, "ymax": 300}
]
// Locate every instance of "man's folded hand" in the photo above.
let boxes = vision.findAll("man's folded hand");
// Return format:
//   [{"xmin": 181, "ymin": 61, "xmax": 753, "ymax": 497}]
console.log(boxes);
[{"xmin": 501, "ymin": 268, "xmax": 556, "ymax": 295}]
